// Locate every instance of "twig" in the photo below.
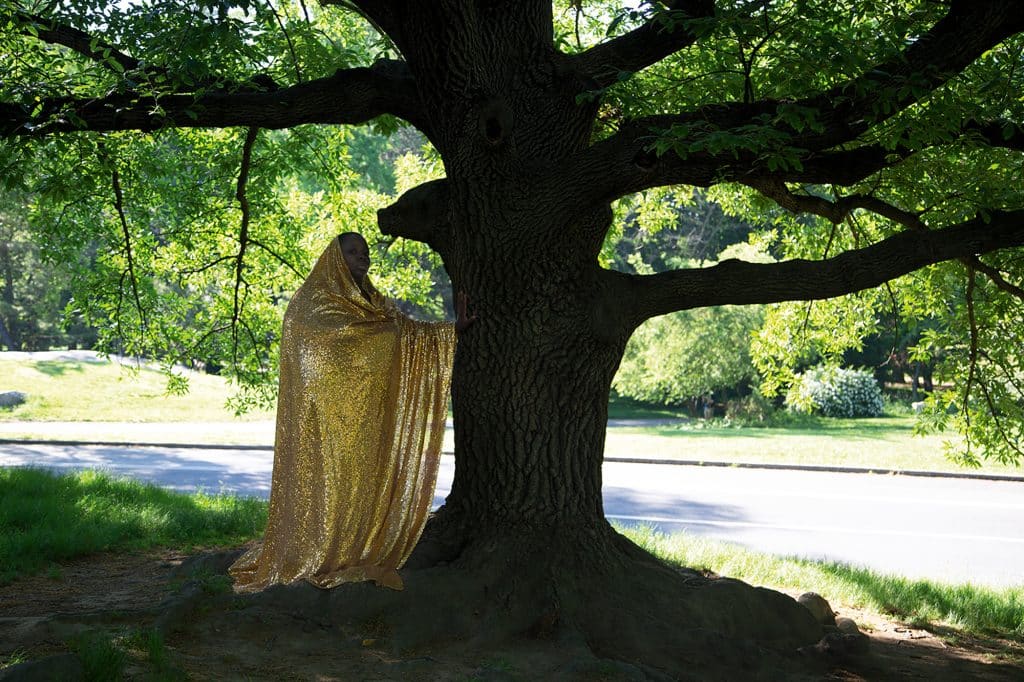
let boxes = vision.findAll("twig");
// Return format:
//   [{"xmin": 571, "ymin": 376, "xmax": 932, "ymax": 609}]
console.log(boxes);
[
  {"xmin": 99, "ymin": 140, "xmax": 147, "ymax": 331},
  {"xmin": 264, "ymin": 0, "xmax": 303, "ymax": 83},
  {"xmin": 963, "ymin": 265, "xmax": 977, "ymax": 454},
  {"xmin": 968, "ymin": 256, "xmax": 1024, "ymax": 301},
  {"xmin": 248, "ymin": 237, "xmax": 305, "ymax": 277},
  {"xmin": 232, "ymin": 127, "xmax": 260, "ymax": 362}
]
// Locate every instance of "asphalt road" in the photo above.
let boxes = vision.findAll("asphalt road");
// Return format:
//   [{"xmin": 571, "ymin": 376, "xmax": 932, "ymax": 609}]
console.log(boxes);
[{"xmin": 3, "ymin": 441, "xmax": 1021, "ymax": 587}]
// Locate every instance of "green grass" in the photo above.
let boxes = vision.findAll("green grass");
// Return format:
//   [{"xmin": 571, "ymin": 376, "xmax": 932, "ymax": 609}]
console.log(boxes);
[
  {"xmin": 0, "ymin": 357, "xmax": 273, "ymax": 422},
  {"xmin": 2, "ymin": 354, "xmax": 1019, "ymax": 474},
  {"xmin": 70, "ymin": 631, "xmax": 127, "ymax": 682},
  {"xmin": 1, "ymin": 468, "xmax": 1019, "ymax": 651},
  {"xmin": 0, "ymin": 468, "xmax": 267, "ymax": 584},
  {"xmin": 620, "ymin": 524, "xmax": 1024, "ymax": 640},
  {"xmin": 605, "ymin": 416, "xmax": 1024, "ymax": 475},
  {"xmin": 0, "ymin": 649, "xmax": 28, "ymax": 670}
]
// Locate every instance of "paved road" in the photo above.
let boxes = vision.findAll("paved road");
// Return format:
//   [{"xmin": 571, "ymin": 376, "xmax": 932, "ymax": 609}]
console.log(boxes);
[{"xmin": 3, "ymin": 442, "xmax": 1021, "ymax": 587}]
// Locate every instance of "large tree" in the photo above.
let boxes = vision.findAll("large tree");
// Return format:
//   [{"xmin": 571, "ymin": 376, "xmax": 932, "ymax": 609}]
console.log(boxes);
[{"xmin": 3, "ymin": 0, "xmax": 1023, "ymax": 676}]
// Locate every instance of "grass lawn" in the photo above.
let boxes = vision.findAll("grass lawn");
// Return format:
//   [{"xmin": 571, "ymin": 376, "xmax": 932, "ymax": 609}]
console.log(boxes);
[
  {"xmin": 620, "ymin": 524, "xmax": 1024, "ymax": 641},
  {"xmin": 2, "ymin": 353, "xmax": 1019, "ymax": 475},
  {"xmin": 605, "ymin": 417, "xmax": 1023, "ymax": 475},
  {"xmin": 0, "ymin": 355, "xmax": 273, "ymax": 422},
  {"xmin": 0, "ymin": 468, "xmax": 266, "ymax": 584}
]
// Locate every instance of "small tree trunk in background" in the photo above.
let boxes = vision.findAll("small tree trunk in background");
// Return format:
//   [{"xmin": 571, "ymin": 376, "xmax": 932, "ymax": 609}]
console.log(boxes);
[{"xmin": 0, "ymin": 240, "xmax": 20, "ymax": 350}]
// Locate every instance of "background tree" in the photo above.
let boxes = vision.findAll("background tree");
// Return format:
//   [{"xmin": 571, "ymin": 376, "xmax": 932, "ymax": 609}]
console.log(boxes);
[
  {"xmin": 613, "ymin": 242, "xmax": 770, "ymax": 407},
  {"xmin": 3, "ymin": 0, "xmax": 1024, "ymax": 676},
  {"xmin": 0, "ymin": 189, "xmax": 95, "ymax": 350}
]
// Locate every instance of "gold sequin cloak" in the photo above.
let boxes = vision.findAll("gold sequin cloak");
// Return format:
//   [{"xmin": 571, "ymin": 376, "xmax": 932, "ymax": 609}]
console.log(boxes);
[{"xmin": 229, "ymin": 238, "xmax": 455, "ymax": 592}]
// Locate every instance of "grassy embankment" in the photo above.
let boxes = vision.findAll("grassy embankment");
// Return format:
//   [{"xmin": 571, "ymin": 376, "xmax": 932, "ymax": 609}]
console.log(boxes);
[{"xmin": 2, "ymin": 354, "xmax": 1020, "ymax": 474}]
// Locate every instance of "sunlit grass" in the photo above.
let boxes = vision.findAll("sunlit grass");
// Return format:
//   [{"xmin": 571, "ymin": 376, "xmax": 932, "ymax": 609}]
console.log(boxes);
[
  {"xmin": 605, "ymin": 420, "xmax": 1024, "ymax": 474},
  {"xmin": 0, "ymin": 357, "xmax": 273, "ymax": 422},
  {"xmin": 2, "ymin": 355, "xmax": 1018, "ymax": 474},
  {"xmin": 619, "ymin": 524, "xmax": 1024, "ymax": 639},
  {"xmin": 0, "ymin": 468, "xmax": 267, "ymax": 584}
]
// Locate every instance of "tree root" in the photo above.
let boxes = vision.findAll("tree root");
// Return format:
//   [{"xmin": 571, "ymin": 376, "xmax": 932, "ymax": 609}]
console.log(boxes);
[{"xmin": 145, "ymin": 522, "xmax": 837, "ymax": 681}]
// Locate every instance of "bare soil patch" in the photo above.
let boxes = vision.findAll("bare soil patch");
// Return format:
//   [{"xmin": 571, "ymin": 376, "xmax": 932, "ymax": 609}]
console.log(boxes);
[{"xmin": 1, "ymin": 549, "xmax": 1021, "ymax": 681}]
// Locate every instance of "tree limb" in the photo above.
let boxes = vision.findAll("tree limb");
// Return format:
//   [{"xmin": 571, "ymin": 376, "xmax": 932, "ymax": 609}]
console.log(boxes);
[
  {"xmin": 578, "ymin": 0, "xmax": 1024, "ymax": 201},
  {"xmin": 963, "ymin": 119, "xmax": 1024, "ymax": 153},
  {"xmin": 773, "ymin": 0, "xmax": 1024, "ymax": 151},
  {"xmin": 566, "ymin": 127, "xmax": 911, "ymax": 208},
  {"xmin": 569, "ymin": 0, "xmax": 716, "ymax": 89},
  {"xmin": 968, "ymin": 255, "xmax": 1024, "ymax": 301},
  {"xmin": 610, "ymin": 209, "xmax": 1024, "ymax": 323},
  {"xmin": 7, "ymin": 9, "xmax": 141, "ymax": 74},
  {"xmin": 377, "ymin": 178, "xmax": 451, "ymax": 249},
  {"xmin": 745, "ymin": 180, "xmax": 926, "ymax": 229},
  {"xmin": 747, "ymin": 182, "xmax": 1024, "ymax": 306},
  {"xmin": 0, "ymin": 60, "xmax": 427, "ymax": 136},
  {"xmin": 97, "ymin": 141, "xmax": 147, "ymax": 330},
  {"xmin": 322, "ymin": 0, "xmax": 402, "ymax": 44},
  {"xmin": 232, "ymin": 127, "xmax": 259, "ymax": 346}
]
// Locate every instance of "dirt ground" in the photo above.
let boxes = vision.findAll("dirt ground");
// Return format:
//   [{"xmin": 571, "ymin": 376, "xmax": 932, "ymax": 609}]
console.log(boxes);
[{"xmin": 1, "ymin": 549, "xmax": 1022, "ymax": 681}]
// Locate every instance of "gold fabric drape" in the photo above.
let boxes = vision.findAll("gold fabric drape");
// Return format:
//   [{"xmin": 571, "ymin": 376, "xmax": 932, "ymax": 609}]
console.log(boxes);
[{"xmin": 230, "ymin": 238, "xmax": 455, "ymax": 592}]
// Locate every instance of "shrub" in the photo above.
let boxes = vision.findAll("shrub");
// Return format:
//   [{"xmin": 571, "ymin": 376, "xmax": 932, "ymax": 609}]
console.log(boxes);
[
  {"xmin": 725, "ymin": 392, "xmax": 775, "ymax": 424},
  {"xmin": 785, "ymin": 365, "xmax": 884, "ymax": 418}
]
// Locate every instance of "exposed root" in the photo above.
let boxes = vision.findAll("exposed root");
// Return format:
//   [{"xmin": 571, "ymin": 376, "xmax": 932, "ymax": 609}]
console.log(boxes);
[{"xmin": 149, "ymin": 521, "xmax": 830, "ymax": 680}]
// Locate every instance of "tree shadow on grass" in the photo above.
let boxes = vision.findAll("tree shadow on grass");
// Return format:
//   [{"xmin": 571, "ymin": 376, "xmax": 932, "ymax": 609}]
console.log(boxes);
[{"xmin": 30, "ymin": 360, "xmax": 87, "ymax": 377}]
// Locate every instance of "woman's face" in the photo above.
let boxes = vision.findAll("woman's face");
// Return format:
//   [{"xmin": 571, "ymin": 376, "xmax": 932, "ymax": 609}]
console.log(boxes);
[{"xmin": 341, "ymin": 234, "xmax": 371, "ymax": 283}]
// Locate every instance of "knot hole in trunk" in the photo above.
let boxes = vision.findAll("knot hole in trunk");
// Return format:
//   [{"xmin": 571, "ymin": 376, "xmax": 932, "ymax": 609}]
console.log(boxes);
[{"xmin": 478, "ymin": 98, "xmax": 513, "ymax": 147}]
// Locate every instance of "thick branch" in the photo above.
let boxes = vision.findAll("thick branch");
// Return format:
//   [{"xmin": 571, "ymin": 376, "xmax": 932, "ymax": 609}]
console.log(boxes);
[
  {"xmin": 746, "ymin": 180, "xmax": 926, "ymax": 229},
  {"xmin": 377, "ymin": 179, "xmax": 451, "ymax": 249},
  {"xmin": 613, "ymin": 209, "xmax": 1024, "ymax": 322},
  {"xmin": 568, "ymin": 129, "xmax": 912, "ymax": 209},
  {"xmin": 8, "ymin": 10, "xmax": 140, "ymax": 73},
  {"xmin": 580, "ymin": 1, "xmax": 1023, "ymax": 201},
  {"xmin": 968, "ymin": 256, "xmax": 1024, "ymax": 301},
  {"xmin": 322, "ymin": 0, "xmax": 402, "ymax": 44},
  {"xmin": 768, "ymin": 0, "xmax": 1024, "ymax": 151},
  {"xmin": 748, "ymin": 182, "xmax": 1024, "ymax": 305},
  {"xmin": 569, "ymin": 0, "xmax": 715, "ymax": 89},
  {"xmin": 964, "ymin": 119, "xmax": 1024, "ymax": 152},
  {"xmin": 0, "ymin": 60, "xmax": 426, "ymax": 136}
]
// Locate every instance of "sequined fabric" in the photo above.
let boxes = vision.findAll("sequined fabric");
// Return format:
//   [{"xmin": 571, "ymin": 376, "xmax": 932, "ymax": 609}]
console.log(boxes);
[{"xmin": 229, "ymin": 238, "xmax": 455, "ymax": 592}]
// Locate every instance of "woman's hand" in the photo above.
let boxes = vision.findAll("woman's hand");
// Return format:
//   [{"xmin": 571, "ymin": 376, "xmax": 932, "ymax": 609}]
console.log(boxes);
[{"xmin": 455, "ymin": 291, "xmax": 477, "ymax": 334}]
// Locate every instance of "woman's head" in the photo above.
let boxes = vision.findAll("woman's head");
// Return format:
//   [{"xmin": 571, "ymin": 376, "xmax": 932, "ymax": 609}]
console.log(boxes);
[{"xmin": 338, "ymin": 232, "xmax": 370, "ymax": 284}]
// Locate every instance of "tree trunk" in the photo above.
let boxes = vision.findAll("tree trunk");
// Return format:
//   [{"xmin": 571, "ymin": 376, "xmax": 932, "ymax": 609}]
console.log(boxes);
[
  {"xmin": 380, "ymin": 10, "xmax": 826, "ymax": 672},
  {"xmin": 0, "ymin": 240, "xmax": 20, "ymax": 350}
]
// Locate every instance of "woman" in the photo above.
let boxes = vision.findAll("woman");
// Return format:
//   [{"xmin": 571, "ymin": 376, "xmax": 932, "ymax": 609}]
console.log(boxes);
[{"xmin": 230, "ymin": 232, "xmax": 471, "ymax": 591}]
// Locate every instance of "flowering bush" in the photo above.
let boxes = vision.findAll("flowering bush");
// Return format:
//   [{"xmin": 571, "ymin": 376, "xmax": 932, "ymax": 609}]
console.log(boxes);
[{"xmin": 785, "ymin": 365, "xmax": 884, "ymax": 418}]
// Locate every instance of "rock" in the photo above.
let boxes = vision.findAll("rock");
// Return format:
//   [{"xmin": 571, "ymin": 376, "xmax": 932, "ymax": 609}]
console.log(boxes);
[
  {"xmin": 0, "ymin": 391, "xmax": 26, "ymax": 408},
  {"xmin": 797, "ymin": 592, "xmax": 835, "ymax": 626},
  {"xmin": 835, "ymin": 616, "xmax": 861, "ymax": 634},
  {"xmin": 804, "ymin": 630, "xmax": 870, "ymax": 658}
]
